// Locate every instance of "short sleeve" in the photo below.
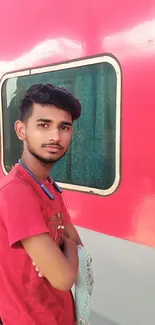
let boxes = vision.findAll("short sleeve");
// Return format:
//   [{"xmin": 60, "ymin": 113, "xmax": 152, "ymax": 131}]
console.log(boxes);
[{"xmin": 0, "ymin": 181, "xmax": 49, "ymax": 247}]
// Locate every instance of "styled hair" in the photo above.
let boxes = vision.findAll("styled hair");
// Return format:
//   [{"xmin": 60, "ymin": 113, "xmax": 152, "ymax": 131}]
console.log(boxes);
[{"xmin": 19, "ymin": 83, "xmax": 81, "ymax": 121}]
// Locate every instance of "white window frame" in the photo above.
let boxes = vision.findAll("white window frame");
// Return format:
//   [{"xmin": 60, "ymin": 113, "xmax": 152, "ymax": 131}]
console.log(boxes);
[{"xmin": 0, "ymin": 55, "xmax": 121, "ymax": 196}]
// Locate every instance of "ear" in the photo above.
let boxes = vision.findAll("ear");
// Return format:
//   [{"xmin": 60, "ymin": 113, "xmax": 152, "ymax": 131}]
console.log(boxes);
[{"xmin": 14, "ymin": 120, "xmax": 26, "ymax": 140}]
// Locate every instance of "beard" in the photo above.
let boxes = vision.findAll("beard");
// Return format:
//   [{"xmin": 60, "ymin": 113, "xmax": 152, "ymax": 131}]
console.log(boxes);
[{"xmin": 26, "ymin": 141, "xmax": 67, "ymax": 165}]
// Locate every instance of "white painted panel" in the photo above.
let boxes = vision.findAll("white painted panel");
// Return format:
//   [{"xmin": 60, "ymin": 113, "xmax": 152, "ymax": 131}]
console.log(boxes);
[{"xmin": 76, "ymin": 227, "xmax": 155, "ymax": 325}]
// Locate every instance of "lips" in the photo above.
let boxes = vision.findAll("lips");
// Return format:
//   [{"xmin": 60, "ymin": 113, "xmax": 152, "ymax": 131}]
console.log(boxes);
[{"xmin": 44, "ymin": 145, "xmax": 62, "ymax": 153}]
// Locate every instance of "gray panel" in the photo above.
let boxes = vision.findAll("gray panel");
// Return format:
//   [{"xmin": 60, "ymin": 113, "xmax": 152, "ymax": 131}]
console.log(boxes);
[
  {"xmin": 91, "ymin": 311, "xmax": 119, "ymax": 325},
  {"xmin": 76, "ymin": 227, "xmax": 155, "ymax": 325}
]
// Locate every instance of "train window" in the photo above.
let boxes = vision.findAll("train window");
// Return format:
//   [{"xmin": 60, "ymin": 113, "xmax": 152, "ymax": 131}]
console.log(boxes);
[{"xmin": 1, "ymin": 56, "xmax": 121, "ymax": 195}]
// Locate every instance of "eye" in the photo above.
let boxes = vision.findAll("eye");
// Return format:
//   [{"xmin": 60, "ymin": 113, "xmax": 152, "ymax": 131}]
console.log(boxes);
[
  {"xmin": 38, "ymin": 123, "xmax": 49, "ymax": 128},
  {"xmin": 60, "ymin": 125, "xmax": 69, "ymax": 131}
]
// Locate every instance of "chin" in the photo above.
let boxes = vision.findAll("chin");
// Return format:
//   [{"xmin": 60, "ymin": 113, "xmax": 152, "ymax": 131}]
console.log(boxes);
[{"xmin": 43, "ymin": 155, "xmax": 62, "ymax": 164}]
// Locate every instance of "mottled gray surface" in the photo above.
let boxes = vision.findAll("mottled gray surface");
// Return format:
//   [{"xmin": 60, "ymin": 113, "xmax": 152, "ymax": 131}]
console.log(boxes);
[
  {"xmin": 77, "ymin": 227, "xmax": 155, "ymax": 325},
  {"xmin": 91, "ymin": 311, "xmax": 119, "ymax": 325}
]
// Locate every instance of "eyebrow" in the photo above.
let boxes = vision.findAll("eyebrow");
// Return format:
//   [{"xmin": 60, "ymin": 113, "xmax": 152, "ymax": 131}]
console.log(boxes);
[{"xmin": 36, "ymin": 118, "xmax": 72, "ymax": 126}]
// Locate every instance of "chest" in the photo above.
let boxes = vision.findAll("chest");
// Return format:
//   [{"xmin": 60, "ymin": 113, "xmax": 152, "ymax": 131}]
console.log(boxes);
[{"xmin": 41, "ymin": 191, "xmax": 65, "ymax": 246}]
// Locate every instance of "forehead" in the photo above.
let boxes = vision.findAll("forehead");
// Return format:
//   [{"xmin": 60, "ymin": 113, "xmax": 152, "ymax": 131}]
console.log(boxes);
[{"xmin": 30, "ymin": 103, "xmax": 72, "ymax": 123}]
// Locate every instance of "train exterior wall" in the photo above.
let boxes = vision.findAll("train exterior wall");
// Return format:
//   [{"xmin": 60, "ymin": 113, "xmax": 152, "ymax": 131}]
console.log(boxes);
[{"xmin": 0, "ymin": 1, "xmax": 155, "ymax": 324}]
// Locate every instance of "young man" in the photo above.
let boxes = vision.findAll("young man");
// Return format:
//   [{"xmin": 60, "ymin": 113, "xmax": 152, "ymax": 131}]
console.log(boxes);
[{"xmin": 0, "ymin": 84, "xmax": 83, "ymax": 325}]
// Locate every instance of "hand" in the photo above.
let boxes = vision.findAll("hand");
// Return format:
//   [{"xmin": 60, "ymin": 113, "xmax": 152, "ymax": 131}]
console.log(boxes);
[
  {"xmin": 63, "ymin": 236, "xmax": 77, "ymax": 257},
  {"xmin": 63, "ymin": 236, "xmax": 78, "ymax": 278},
  {"xmin": 63, "ymin": 236, "xmax": 77, "ymax": 249},
  {"xmin": 32, "ymin": 261, "xmax": 44, "ymax": 278}
]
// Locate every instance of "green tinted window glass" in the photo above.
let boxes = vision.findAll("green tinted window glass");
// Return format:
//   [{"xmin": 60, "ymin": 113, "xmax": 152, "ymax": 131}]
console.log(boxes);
[{"xmin": 2, "ymin": 61, "xmax": 117, "ymax": 190}]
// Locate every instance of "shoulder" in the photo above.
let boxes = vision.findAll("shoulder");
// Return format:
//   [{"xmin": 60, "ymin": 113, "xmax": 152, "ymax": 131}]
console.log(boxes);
[
  {"xmin": 0, "ymin": 179, "xmax": 33, "ymax": 195},
  {"xmin": 0, "ymin": 176, "xmax": 38, "ymax": 205},
  {"xmin": 0, "ymin": 164, "xmax": 37, "ymax": 196}
]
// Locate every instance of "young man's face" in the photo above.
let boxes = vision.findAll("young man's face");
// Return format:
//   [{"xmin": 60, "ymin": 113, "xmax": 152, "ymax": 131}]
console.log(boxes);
[{"xmin": 15, "ymin": 103, "xmax": 73, "ymax": 164}]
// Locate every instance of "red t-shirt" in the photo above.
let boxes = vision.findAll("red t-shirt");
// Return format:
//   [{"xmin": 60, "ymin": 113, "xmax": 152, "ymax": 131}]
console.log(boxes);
[{"xmin": 0, "ymin": 164, "xmax": 76, "ymax": 325}]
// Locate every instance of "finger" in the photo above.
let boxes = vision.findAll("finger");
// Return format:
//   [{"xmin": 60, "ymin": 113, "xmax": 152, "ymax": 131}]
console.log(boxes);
[{"xmin": 38, "ymin": 272, "xmax": 44, "ymax": 278}]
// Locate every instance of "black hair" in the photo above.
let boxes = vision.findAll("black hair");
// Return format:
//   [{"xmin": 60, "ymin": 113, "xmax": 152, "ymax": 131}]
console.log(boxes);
[{"xmin": 19, "ymin": 83, "xmax": 81, "ymax": 121}]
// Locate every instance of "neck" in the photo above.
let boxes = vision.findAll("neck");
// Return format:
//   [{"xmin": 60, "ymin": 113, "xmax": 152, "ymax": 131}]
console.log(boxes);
[{"xmin": 21, "ymin": 151, "xmax": 52, "ymax": 180}]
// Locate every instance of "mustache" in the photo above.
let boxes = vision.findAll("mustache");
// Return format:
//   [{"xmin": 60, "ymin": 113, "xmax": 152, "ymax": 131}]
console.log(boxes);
[{"xmin": 41, "ymin": 143, "xmax": 63, "ymax": 149}]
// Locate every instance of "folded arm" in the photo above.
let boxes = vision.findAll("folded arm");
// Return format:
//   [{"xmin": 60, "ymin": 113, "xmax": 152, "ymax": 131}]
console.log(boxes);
[{"xmin": 22, "ymin": 234, "xmax": 78, "ymax": 291}]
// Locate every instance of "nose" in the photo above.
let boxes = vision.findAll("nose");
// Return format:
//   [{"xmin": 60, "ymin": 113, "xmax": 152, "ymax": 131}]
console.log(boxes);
[{"xmin": 49, "ymin": 128, "xmax": 60, "ymax": 143}]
